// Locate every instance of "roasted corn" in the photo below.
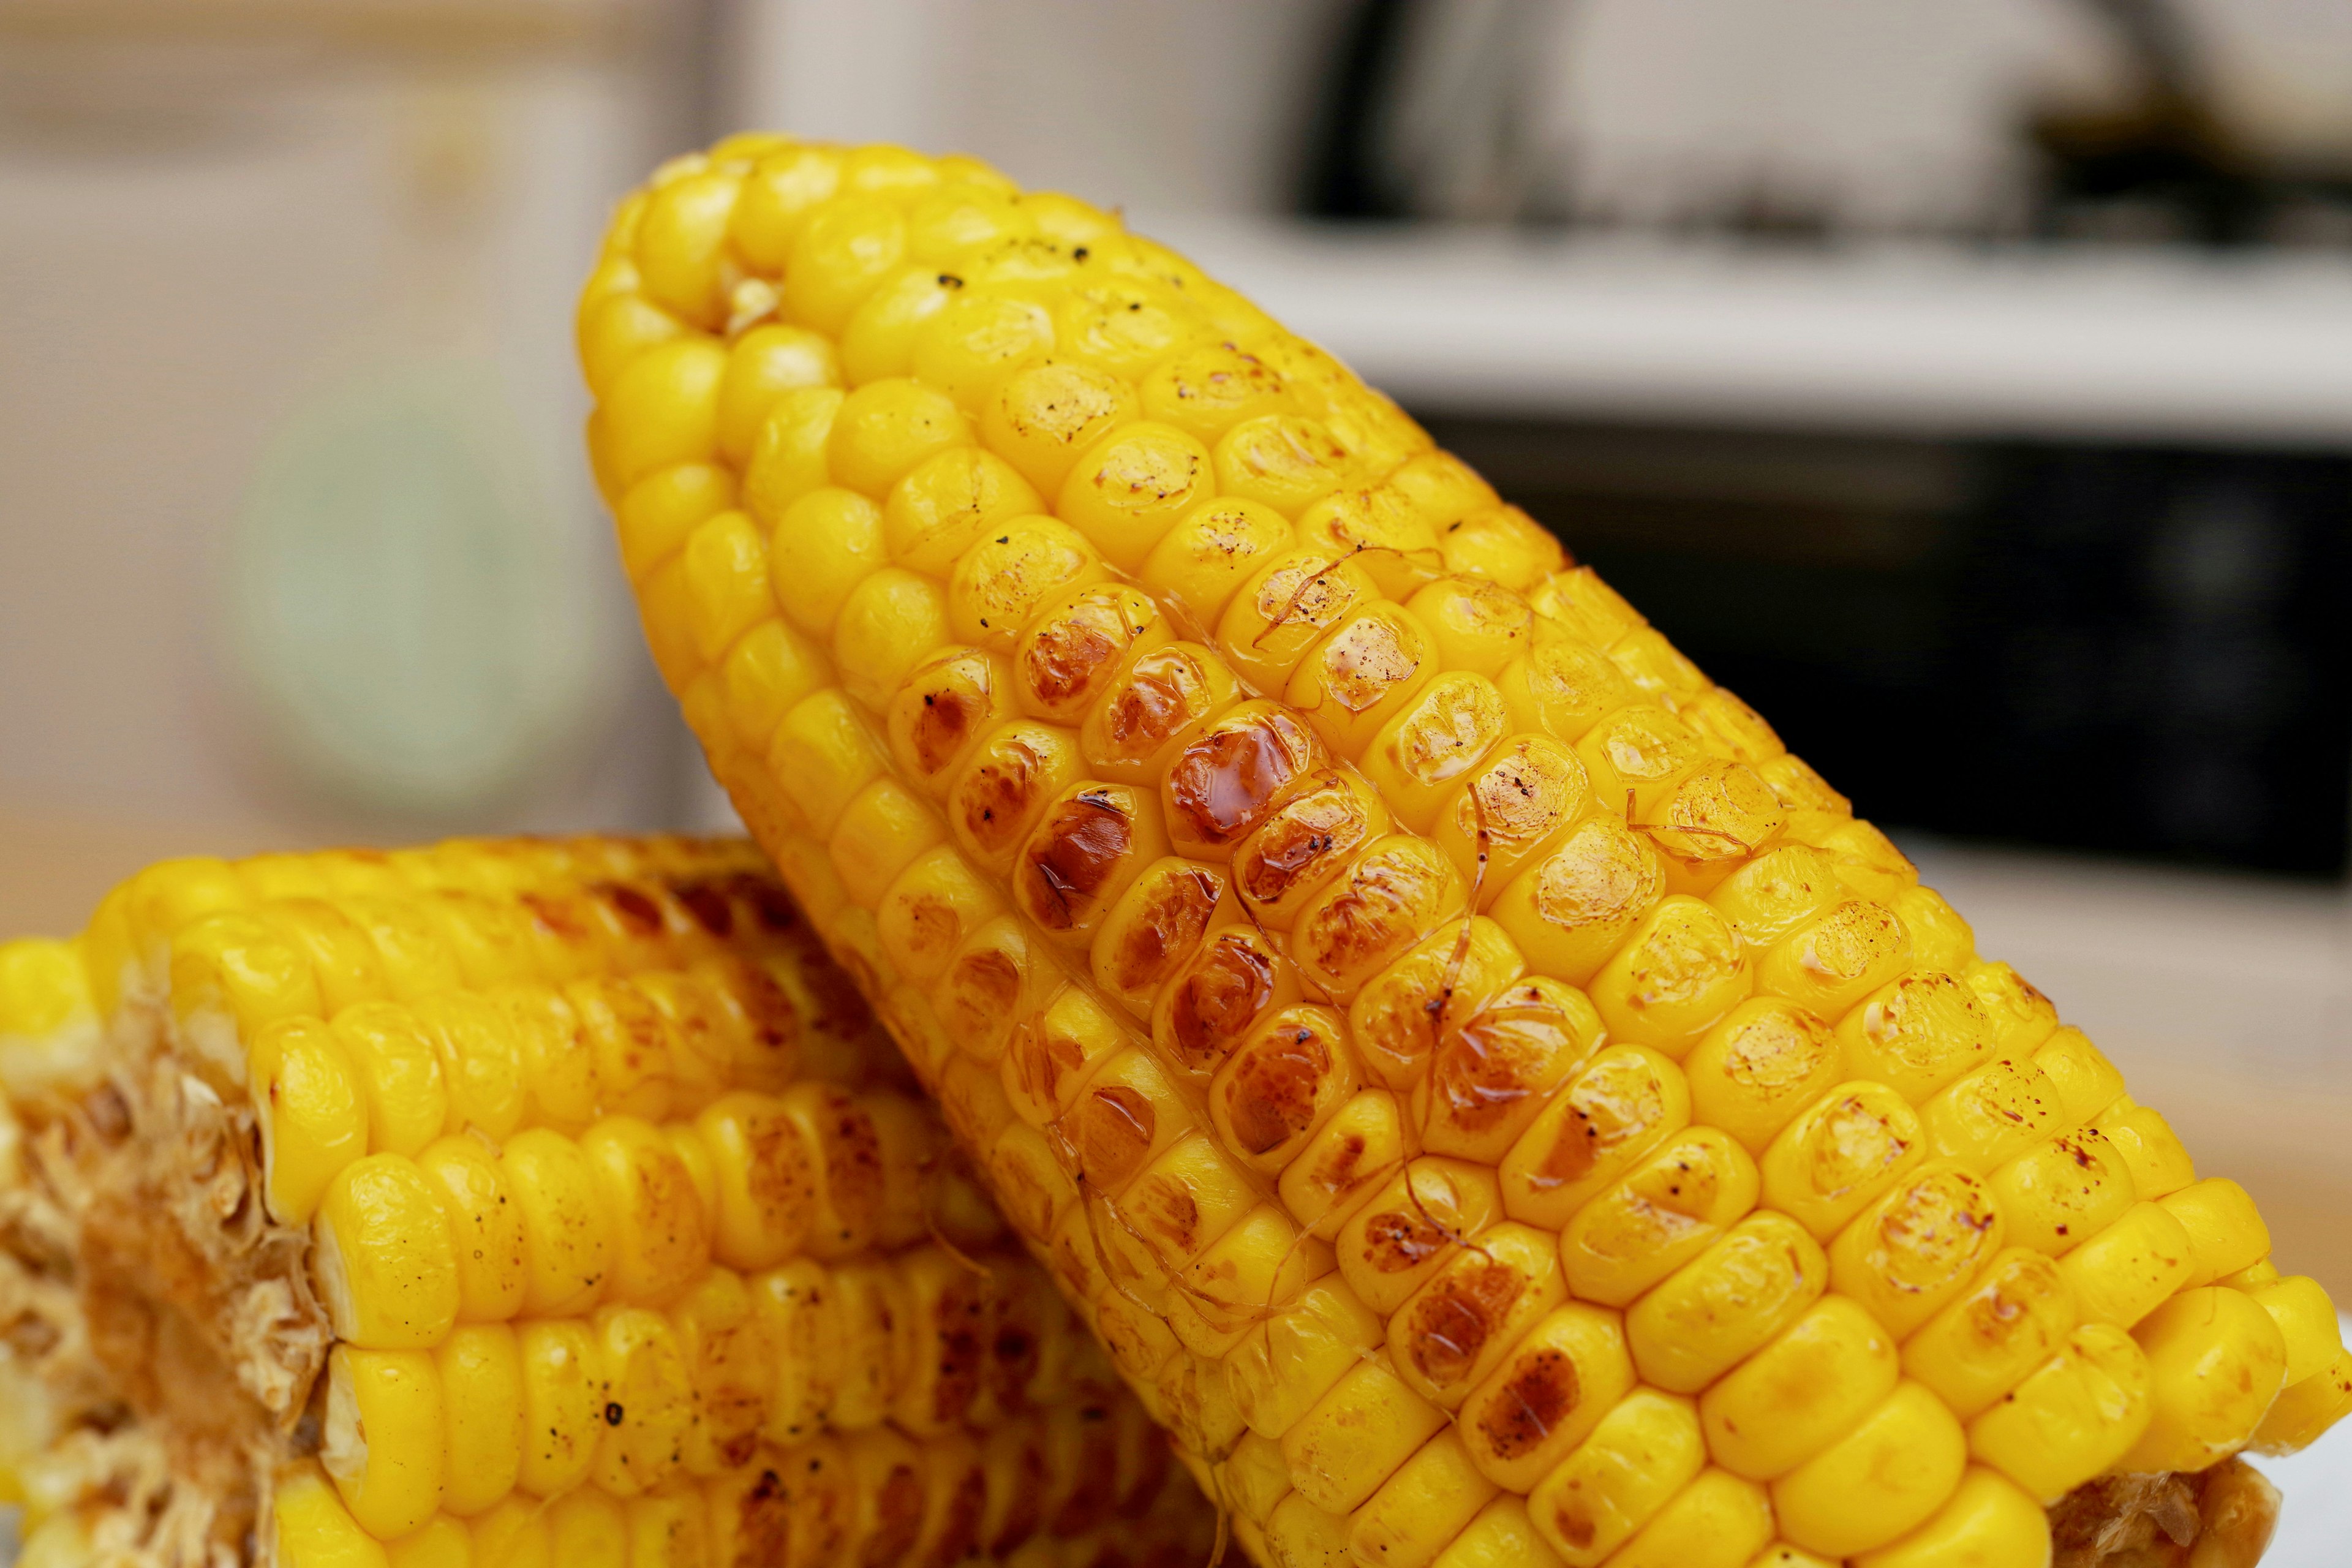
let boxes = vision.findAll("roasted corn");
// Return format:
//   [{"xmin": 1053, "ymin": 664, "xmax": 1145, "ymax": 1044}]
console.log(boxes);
[
  {"xmin": 584, "ymin": 137, "xmax": 2343, "ymax": 1568},
  {"xmin": 0, "ymin": 835, "xmax": 1213, "ymax": 1568}
]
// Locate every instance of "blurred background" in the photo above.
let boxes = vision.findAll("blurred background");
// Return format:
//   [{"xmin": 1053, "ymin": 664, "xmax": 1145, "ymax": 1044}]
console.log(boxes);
[{"xmin": 0, "ymin": 1, "xmax": 2347, "ymax": 1535}]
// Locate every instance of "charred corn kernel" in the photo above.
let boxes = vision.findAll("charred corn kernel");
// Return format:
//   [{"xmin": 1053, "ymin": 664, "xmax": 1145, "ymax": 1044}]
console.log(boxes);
[
  {"xmin": 1281, "ymin": 1354, "xmax": 1449, "ymax": 1513},
  {"xmin": 435, "ymin": 1326, "xmax": 524, "ymax": 1516},
  {"xmin": 1605, "ymin": 1468, "xmax": 1773, "ymax": 1568},
  {"xmin": 1627, "ymin": 1212, "xmax": 1826, "ymax": 1394},
  {"xmin": 1455, "ymin": 1302, "xmax": 1635, "ymax": 1491},
  {"xmin": 2247, "ymin": 1275, "xmax": 2342, "ymax": 1384},
  {"xmin": 1830, "ymin": 1163, "xmax": 2006, "ymax": 1340},
  {"xmin": 2059, "ymin": 1200, "xmax": 2197, "ymax": 1329},
  {"xmin": 1850, "ymin": 1466, "xmax": 2049, "ymax": 1568},
  {"xmin": 1525, "ymin": 1389, "xmax": 1703, "ymax": 1567},
  {"xmin": 2256, "ymin": 1347, "xmax": 2352, "ymax": 1453},
  {"xmin": 323, "ymin": 1346, "xmax": 446, "ymax": 1537},
  {"xmin": 1771, "ymin": 1379, "xmax": 1965, "ymax": 1556},
  {"xmin": 1988, "ymin": 1129, "xmax": 2136, "ymax": 1256},
  {"xmin": 1559, "ymin": 1127, "xmax": 1760, "ymax": 1306},
  {"xmin": 1965, "ymin": 1322, "xmax": 2151, "ymax": 1502},
  {"xmin": 2160, "ymin": 1178, "xmax": 2271, "ymax": 1286},
  {"xmin": 314, "ymin": 1155, "xmax": 462, "ymax": 1350},
  {"xmin": 1702, "ymin": 1296, "xmax": 1900, "ymax": 1480},
  {"xmin": 250, "ymin": 1017, "xmax": 370, "ymax": 1226},
  {"xmin": 2094, "ymin": 1098, "xmax": 2198, "ymax": 1199},
  {"xmin": 2117, "ymin": 1286, "xmax": 2288, "ymax": 1473},
  {"xmin": 1902, "ymin": 1249, "xmax": 2078, "ymax": 1420},
  {"xmin": 1681, "ymin": 999, "xmax": 1844, "ymax": 1156},
  {"xmin": 278, "ymin": 1462, "xmax": 393, "ymax": 1568},
  {"xmin": 1760, "ymin": 1082, "xmax": 1926, "ymax": 1242},
  {"xmin": 1418, "ymin": 974, "xmax": 1601, "ymax": 1164},
  {"xmin": 1351, "ymin": 1428, "xmax": 1499, "ymax": 1568},
  {"xmin": 1498, "ymin": 1044, "xmax": 1689, "ymax": 1230},
  {"xmin": 1386, "ymin": 1221, "xmax": 1567, "ymax": 1408}
]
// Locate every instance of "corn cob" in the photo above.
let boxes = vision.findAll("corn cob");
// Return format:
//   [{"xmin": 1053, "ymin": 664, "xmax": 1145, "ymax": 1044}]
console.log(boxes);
[
  {"xmin": 584, "ymin": 136, "xmax": 2346, "ymax": 1568},
  {"xmin": 0, "ymin": 835, "xmax": 1214, "ymax": 1568}
]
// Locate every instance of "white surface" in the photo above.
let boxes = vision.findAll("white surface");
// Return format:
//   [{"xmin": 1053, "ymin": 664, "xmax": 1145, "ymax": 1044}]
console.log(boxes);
[{"xmin": 1148, "ymin": 216, "xmax": 2352, "ymax": 446}]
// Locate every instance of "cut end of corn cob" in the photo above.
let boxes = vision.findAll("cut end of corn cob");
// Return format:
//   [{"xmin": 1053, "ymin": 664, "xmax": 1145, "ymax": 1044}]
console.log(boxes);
[
  {"xmin": 586, "ymin": 134, "xmax": 2344, "ymax": 1568},
  {"xmin": 0, "ymin": 835, "xmax": 1214, "ymax": 1568}
]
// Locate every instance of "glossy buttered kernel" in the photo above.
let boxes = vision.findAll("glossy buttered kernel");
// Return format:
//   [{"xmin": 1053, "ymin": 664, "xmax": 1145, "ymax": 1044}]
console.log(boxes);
[{"xmin": 588, "ymin": 137, "xmax": 2340, "ymax": 1568}]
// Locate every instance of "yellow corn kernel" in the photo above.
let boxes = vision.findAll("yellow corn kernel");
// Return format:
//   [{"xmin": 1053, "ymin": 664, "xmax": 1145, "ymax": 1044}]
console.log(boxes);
[
  {"xmin": 1559, "ymin": 1126, "xmax": 1761, "ymax": 1306},
  {"xmin": 2255, "ymin": 1346, "xmax": 2352, "ymax": 1453},
  {"xmin": 1760, "ymin": 1081, "xmax": 1926, "ymax": 1242},
  {"xmin": 1988, "ymin": 1128, "xmax": 2137, "ymax": 1256},
  {"xmin": 501, "ymin": 1128, "xmax": 614, "ymax": 1317},
  {"xmin": 514, "ymin": 1317, "xmax": 605, "ymax": 1498},
  {"xmin": 1965, "ymin": 1322, "xmax": 2152, "ymax": 1502},
  {"xmin": 1216, "ymin": 548, "xmax": 1380, "ymax": 695},
  {"xmin": 2094, "ymin": 1097, "xmax": 2198, "ymax": 1199},
  {"xmin": 383, "ymin": 1517, "xmax": 471, "ymax": 1568},
  {"xmin": 1681, "ymin": 998, "xmax": 1844, "ymax": 1156},
  {"xmin": 1438, "ymin": 504, "xmax": 1566, "ymax": 593},
  {"xmin": 1849, "ymin": 1466, "xmax": 2050, "ymax": 1568},
  {"xmin": 1755, "ymin": 899, "xmax": 1909, "ymax": 1022},
  {"xmin": 266, "ymin": 901, "xmax": 389, "ymax": 1014},
  {"xmin": 1959, "ymin": 961, "xmax": 2059, "ymax": 1055},
  {"xmin": 435, "ymin": 1325, "xmax": 523, "ymax": 1517},
  {"xmin": 276, "ymin": 1461, "xmax": 391, "ymax": 1568},
  {"xmin": 250, "ymin": 1017, "xmax": 370, "ymax": 1226},
  {"xmin": 408, "ymin": 993, "xmax": 527, "ymax": 1141},
  {"xmin": 412, "ymin": 1136, "xmax": 527, "ymax": 1324},
  {"xmin": 1486, "ymin": 818, "xmax": 1675, "ymax": 987},
  {"xmin": 1291, "ymin": 836, "xmax": 1468, "ymax": 1001},
  {"xmin": 980, "ymin": 358, "xmax": 1139, "ymax": 497},
  {"xmin": 1834, "ymin": 970, "xmax": 1996, "ymax": 1105},
  {"xmin": 1264, "ymin": 1490, "xmax": 1353, "ymax": 1568},
  {"xmin": 1498, "ymin": 1044, "xmax": 1690, "ymax": 1230},
  {"xmin": 742, "ymin": 385, "xmax": 843, "ymax": 524},
  {"xmin": 601, "ymin": 339, "xmax": 728, "ymax": 493},
  {"xmin": 1058, "ymin": 421, "xmax": 1213, "ymax": 573},
  {"xmin": 2160, "ymin": 1177, "xmax": 2271, "ymax": 1286},
  {"xmin": 1770, "ymin": 1379, "xmax": 1965, "ymax": 1558},
  {"xmin": 1886, "ymin": 884, "xmax": 1973, "ymax": 972},
  {"xmin": 1088, "ymin": 855, "xmax": 1226, "ymax": 1016},
  {"xmin": 1605, "ymin": 1468, "xmax": 1774, "ymax": 1568},
  {"xmin": 314, "ymin": 1154, "xmax": 461, "ymax": 1350},
  {"xmin": 1901, "ymin": 1248, "xmax": 2078, "ymax": 1420},
  {"xmin": 1387, "ymin": 1221, "xmax": 1567, "ymax": 1408},
  {"xmin": 588, "ymin": 1305, "xmax": 696, "ymax": 1496},
  {"xmin": 1525, "ymin": 1388, "xmax": 1704, "ymax": 1568},
  {"xmin": 2247, "ymin": 1275, "xmax": 2343, "ymax": 1385},
  {"xmin": 2031, "ymin": 1026, "xmax": 2125, "ymax": 1125},
  {"xmin": 580, "ymin": 1115, "xmax": 710, "ymax": 1306},
  {"xmin": 2059, "ymin": 1199, "xmax": 2197, "ymax": 1329},
  {"xmin": 1358, "ymin": 673, "xmax": 1512, "ymax": 834},
  {"xmin": 1574, "ymin": 705, "xmax": 1703, "ymax": 812},
  {"xmin": 2117, "ymin": 1285, "xmax": 2288, "ymax": 1473},
  {"xmin": 1495, "ymin": 636, "xmax": 1638, "ymax": 747},
  {"xmin": 1830, "ymin": 1162, "xmax": 2005, "ymax": 1340},
  {"xmin": 769, "ymin": 486, "xmax": 884, "ymax": 638},
  {"xmin": 542, "ymin": 1489, "xmax": 625, "ymax": 1568},
  {"xmin": 1454, "ymin": 1302, "xmax": 1635, "ymax": 1491},
  {"xmin": 1921, "ymin": 1056, "xmax": 2063, "ymax": 1174},
  {"xmin": 1705, "ymin": 846, "xmax": 1845, "ymax": 951},
  {"xmin": 1428, "ymin": 734, "xmax": 1594, "ymax": 905},
  {"xmin": 692, "ymin": 1091, "xmax": 815, "ymax": 1272},
  {"xmin": 1627, "ymin": 1211, "xmax": 1826, "ymax": 1394},
  {"xmin": 624, "ymin": 1485, "xmax": 710, "ymax": 1568},
  {"xmin": 467, "ymin": 1492, "xmax": 551, "ymax": 1568},
  {"xmin": 1583, "ymin": 895, "xmax": 1750, "ymax": 1055},
  {"xmin": 1283, "ymin": 603, "xmax": 1444, "ymax": 761},
  {"xmin": 323, "ymin": 1346, "xmax": 445, "ymax": 1539},
  {"xmin": 1227, "ymin": 1280, "xmax": 1385, "ymax": 1442},
  {"xmin": 783, "ymin": 196, "xmax": 908, "ymax": 336},
  {"xmin": 1349, "ymin": 1429, "xmax": 1498, "ymax": 1568},
  {"xmin": 173, "ymin": 908, "xmax": 323, "ymax": 1080},
  {"xmin": 1701, "ymin": 1296, "xmax": 1901, "ymax": 1480},
  {"xmin": 1432, "ymin": 1495, "xmax": 1567, "ymax": 1568},
  {"xmin": 1281, "ymin": 1353, "xmax": 1450, "ymax": 1514}
]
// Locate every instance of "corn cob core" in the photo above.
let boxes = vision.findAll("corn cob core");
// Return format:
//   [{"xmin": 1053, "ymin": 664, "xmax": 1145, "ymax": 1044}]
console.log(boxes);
[
  {"xmin": 584, "ymin": 135, "xmax": 2346, "ymax": 1568},
  {"xmin": 0, "ymin": 835, "xmax": 1213, "ymax": 1568}
]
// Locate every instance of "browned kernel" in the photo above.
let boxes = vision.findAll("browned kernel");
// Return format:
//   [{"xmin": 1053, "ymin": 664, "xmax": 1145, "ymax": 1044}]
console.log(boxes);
[
  {"xmin": 1232, "ymin": 769, "xmax": 1378, "ymax": 914},
  {"xmin": 1018, "ymin": 788, "xmax": 1139, "ymax": 931},
  {"xmin": 1216, "ymin": 1006, "xmax": 1341, "ymax": 1157},
  {"xmin": 1157, "ymin": 929, "xmax": 1279, "ymax": 1074},
  {"xmin": 1020, "ymin": 584, "xmax": 1160, "ymax": 719},
  {"xmin": 1072, "ymin": 1083, "xmax": 1159, "ymax": 1190},
  {"xmin": 1478, "ymin": 1347, "xmax": 1580, "ymax": 1460},
  {"xmin": 1164, "ymin": 704, "xmax": 1325, "ymax": 850},
  {"xmin": 1406, "ymin": 1252, "xmax": 1529, "ymax": 1389},
  {"xmin": 1099, "ymin": 862, "xmax": 1222, "ymax": 999}
]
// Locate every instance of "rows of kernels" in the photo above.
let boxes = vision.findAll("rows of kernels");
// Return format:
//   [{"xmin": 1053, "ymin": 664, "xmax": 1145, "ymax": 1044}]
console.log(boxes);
[
  {"xmin": 590, "ymin": 138, "xmax": 2341, "ymax": 1568},
  {"xmin": 35, "ymin": 836, "xmax": 1205, "ymax": 1565}
]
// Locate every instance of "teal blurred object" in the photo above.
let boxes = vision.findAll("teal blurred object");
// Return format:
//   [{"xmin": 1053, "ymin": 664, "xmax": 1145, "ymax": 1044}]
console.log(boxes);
[{"xmin": 230, "ymin": 356, "xmax": 600, "ymax": 821}]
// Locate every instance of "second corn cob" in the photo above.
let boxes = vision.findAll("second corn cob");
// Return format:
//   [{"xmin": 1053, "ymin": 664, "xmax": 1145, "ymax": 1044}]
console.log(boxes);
[
  {"xmin": 0, "ymin": 835, "xmax": 1212, "ymax": 1568},
  {"xmin": 584, "ymin": 137, "xmax": 2346, "ymax": 1568}
]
